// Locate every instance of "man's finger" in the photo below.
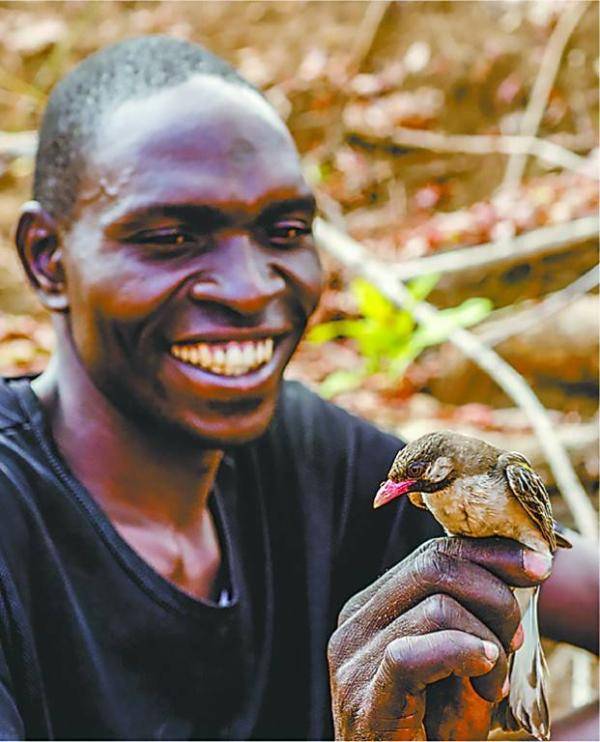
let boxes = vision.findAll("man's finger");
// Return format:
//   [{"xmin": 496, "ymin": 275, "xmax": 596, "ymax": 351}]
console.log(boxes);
[
  {"xmin": 370, "ymin": 630, "xmax": 498, "ymax": 719},
  {"xmin": 341, "ymin": 545, "xmax": 522, "ymax": 652},
  {"xmin": 337, "ymin": 536, "xmax": 549, "ymax": 629},
  {"xmin": 433, "ymin": 537, "xmax": 553, "ymax": 587},
  {"xmin": 352, "ymin": 594, "xmax": 508, "ymax": 702}
]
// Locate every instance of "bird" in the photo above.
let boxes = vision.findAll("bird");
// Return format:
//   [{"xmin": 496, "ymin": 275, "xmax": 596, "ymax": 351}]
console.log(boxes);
[{"xmin": 373, "ymin": 429, "xmax": 571, "ymax": 742}]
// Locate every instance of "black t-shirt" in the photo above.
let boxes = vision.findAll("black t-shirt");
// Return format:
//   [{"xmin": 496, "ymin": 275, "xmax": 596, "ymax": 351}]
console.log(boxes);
[{"xmin": 0, "ymin": 377, "xmax": 441, "ymax": 740}]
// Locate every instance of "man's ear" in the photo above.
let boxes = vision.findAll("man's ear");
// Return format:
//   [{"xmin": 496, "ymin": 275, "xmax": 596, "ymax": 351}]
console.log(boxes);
[{"xmin": 15, "ymin": 201, "xmax": 68, "ymax": 312}]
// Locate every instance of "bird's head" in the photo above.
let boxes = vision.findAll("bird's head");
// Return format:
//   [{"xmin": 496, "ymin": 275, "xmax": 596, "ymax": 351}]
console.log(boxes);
[{"xmin": 373, "ymin": 430, "xmax": 491, "ymax": 509}]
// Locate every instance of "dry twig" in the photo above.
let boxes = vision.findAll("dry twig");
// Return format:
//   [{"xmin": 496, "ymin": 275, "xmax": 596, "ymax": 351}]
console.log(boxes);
[
  {"xmin": 389, "ymin": 215, "xmax": 599, "ymax": 281},
  {"xmin": 501, "ymin": 1, "xmax": 591, "ymax": 190},
  {"xmin": 350, "ymin": 128, "xmax": 594, "ymax": 178},
  {"xmin": 349, "ymin": 1, "xmax": 392, "ymax": 74},
  {"xmin": 0, "ymin": 130, "xmax": 37, "ymax": 159},
  {"xmin": 313, "ymin": 216, "xmax": 598, "ymax": 539},
  {"xmin": 480, "ymin": 264, "xmax": 599, "ymax": 347}
]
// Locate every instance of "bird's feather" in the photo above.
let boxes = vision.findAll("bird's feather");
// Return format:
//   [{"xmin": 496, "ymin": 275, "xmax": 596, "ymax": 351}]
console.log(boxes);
[
  {"xmin": 507, "ymin": 587, "xmax": 550, "ymax": 741},
  {"xmin": 501, "ymin": 452, "xmax": 557, "ymax": 551}
]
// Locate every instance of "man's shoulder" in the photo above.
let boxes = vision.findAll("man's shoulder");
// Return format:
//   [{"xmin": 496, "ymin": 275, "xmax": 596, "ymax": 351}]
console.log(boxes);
[
  {"xmin": 277, "ymin": 379, "xmax": 395, "ymax": 438},
  {"xmin": 259, "ymin": 380, "xmax": 403, "ymax": 503},
  {"xmin": 0, "ymin": 377, "xmax": 48, "ymax": 519},
  {"xmin": 0, "ymin": 377, "xmax": 32, "ymax": 432},
  {"xmin": 275, "ymin": 380, "xmax": 401, "ymax": 459}
]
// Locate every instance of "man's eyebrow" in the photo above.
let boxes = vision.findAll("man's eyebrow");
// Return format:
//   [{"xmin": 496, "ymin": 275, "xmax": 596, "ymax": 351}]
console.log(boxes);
[
  {"xmin": 259, "ymin": 196, "xmax": 317, "ymax": 220},
  {"xmin": 104, "ymin": 196, "xmax": 317, "ymax": 233},
  {"xmin": 106, "ymin": 204, "xmax": 227, "ymax": 231}
]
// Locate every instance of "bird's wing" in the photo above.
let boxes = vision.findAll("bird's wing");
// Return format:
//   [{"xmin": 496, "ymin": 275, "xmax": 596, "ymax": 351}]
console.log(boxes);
[{"xmin": 501, "ymin": 452, "xmax": 557, "ymax": 551}]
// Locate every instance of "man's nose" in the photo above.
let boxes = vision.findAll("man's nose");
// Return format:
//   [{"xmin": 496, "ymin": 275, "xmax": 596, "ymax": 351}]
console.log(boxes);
[{"xmin": 188, "ymin": 232, "xmax": 286, "ymax": 314}]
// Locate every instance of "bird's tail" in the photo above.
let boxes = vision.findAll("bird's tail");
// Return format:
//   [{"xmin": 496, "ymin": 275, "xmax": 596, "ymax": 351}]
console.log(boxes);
[{"xmin": 499, "ymin": 586, "xmax": 550, "ymax": 741}]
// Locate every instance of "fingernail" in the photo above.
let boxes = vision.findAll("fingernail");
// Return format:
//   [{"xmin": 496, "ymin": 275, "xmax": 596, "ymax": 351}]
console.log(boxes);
[
  {"xmin": 501, "ymin": 675, "xmax": 510, "ymax": 698},
  {"xmin": 482, "ymin": 641, "xmax": 499, "ymax": 662},
  {"xmin": 523, "ymin": 550, "xmax": 553, "ymax": 579},
  {"xmin": 510, "ymin": 623, "xmax": 524, "ymax": 652}
]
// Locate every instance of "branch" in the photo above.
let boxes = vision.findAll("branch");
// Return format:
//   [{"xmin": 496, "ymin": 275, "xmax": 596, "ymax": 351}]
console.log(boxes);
[
  {"xmin": 0, "ymin": 130, "xmax": 37, "ymax": 159},
  {"xmin": 349, "ymin": 1, "xmax": 392, "ymax": 74},
  {"xmin": 313, "ymin": 216, "xmax": 598, "ymax": 539},
  {"xmin": 349, "ymin": 128, "xmax": 594, "ymax": 178},
  {"xmin": 389, "ymin": 215, "xmax": 599, "ymax": 281},
  {"xmin": 480, "ymin": 264, "xmax": 599, "ymax": 347},
  {"xmin": 501, "ymin": 1, "xmax": 591, "ymax": 190},
  {"xmin": 301, "ymin": 1, "xmax": 392, "ymax": 173}
]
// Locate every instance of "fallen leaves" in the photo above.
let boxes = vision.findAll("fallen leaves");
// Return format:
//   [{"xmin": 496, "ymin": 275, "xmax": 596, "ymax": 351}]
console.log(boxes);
[{"xmin": 0, "ymin": 314, "xmax": 53, "ymax": 377}]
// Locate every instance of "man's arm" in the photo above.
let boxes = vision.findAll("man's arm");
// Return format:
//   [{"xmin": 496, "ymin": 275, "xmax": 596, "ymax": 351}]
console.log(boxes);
[
  {"xmin": 539, "ymin": 532, "xmax": 599, "ymax": 654},
  {"xmin": 537, "ymin": 533, "xmax": 599, "ymax": 742}
]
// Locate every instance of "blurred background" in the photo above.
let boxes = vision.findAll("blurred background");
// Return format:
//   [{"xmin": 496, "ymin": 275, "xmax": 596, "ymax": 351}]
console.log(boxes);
[{"xmin": 0, "ymin": 0, "xmax": 598, "ymax": 735}]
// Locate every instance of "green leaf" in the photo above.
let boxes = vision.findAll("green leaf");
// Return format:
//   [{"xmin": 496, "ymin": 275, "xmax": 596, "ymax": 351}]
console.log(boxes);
[
  {"xmin": 410, "ymin": 320, "xmax": 452, "ymax": 349},
  {"xmin": 439, "ymin": 297, "xmax": 493, "ymax": 327},
  {"xmin": 392, "ymin": 310, "xmax": 416, "ymax": 338},
  {"xmin": 407, "ymin": 273, "xmax": 440, "ymax": 302},
  {"xmin": 319, "ymin": 369, "xmax": 364, "ymax": 399},
  {"xmin": 388, "ymin": 348, "xmax": 420, "ymax": 378},
  {"xmin": 354, "ymin": 324, "xmax": 389, "ymax": 359},
  {"xmin": 351, "ymin": 278, "xmax": 394, "ymax": 321},
  {"xmin": 411, "ymin": 297, "xmax": 493, "ymax": 348},
  {"xmin": 307, "ymin": 319, "xmax": 368, "ymax": 343},
  {"xmin": 306, "ymin": 321, "xmax": 344, "ymax": 344}
]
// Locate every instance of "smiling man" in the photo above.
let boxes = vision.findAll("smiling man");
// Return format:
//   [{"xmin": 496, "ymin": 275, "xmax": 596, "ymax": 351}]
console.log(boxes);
[{"xmin": 3, "ymin": 36, "xmax": 598, "ymax": 740}]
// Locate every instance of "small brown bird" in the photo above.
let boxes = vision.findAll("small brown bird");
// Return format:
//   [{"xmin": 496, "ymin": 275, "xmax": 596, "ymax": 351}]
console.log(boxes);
[{"xmin": 373, "ymin": 430, "xmax": 571, "ymax": 742}]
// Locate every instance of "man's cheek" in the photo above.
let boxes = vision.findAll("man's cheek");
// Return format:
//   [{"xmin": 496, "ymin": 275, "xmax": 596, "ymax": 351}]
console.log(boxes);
[
  {"xmin": 82, "ymin": 274, "xmax": 174, "ymax": 323},
  {"xmin": 281, "ymin": 249, "xmax": 324, "ymax": 318}
]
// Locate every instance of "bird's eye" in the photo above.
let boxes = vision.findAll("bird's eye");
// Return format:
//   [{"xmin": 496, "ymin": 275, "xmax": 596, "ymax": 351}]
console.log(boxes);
[{"xmin": 407, "ymin": 461, "xmax": 426, "ymax": 479}]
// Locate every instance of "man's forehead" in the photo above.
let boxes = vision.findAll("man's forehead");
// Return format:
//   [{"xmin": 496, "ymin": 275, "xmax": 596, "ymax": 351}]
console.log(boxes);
[
  {"xmin": 90, "ymin": 74, "xmax": 293, "ymax": 167},
  {"xmin": 75, "ymin": 73, "xmax": 307, "ymax": 222}
]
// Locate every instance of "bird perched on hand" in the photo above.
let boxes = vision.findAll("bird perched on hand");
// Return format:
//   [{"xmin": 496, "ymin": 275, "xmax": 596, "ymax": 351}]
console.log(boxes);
[{"xmin": 373, "ymin": 430, "xmax": 571, "ymax": 742}]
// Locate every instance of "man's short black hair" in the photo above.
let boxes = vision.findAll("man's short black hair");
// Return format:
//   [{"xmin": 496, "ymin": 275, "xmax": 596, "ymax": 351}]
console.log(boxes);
[{"xmin": 33, "ymin": 35, "xmax": 259, "ymax": 225}]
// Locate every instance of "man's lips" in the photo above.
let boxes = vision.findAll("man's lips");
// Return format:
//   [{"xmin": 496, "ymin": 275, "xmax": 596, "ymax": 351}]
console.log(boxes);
[
  {"xmin": 373, "ymin": 479, "xmax": 416, "ymax": 509},
  {"xmin": 168, "ymin": 326, "xmax": 293, "ymax": 375},
  {"xmin": 172, "ymin": 326, "xmax": 292, "ymax": 344},
  {"xmin": 171, "ymin": 336, "xmax": 275, "ymax": 377},
  {"xmin": 164, "ymin": 330, "xmax": 295, "ymax": 397}
]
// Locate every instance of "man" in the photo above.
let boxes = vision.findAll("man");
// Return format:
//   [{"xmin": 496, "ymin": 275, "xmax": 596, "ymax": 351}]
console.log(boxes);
[{"xmin": 5, "ymin": 35, "xmax": 597, "ymax": 739}]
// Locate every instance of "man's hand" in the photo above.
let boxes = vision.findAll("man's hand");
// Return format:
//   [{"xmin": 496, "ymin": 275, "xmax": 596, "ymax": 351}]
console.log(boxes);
[{"xmin": 328, "ymin": 537, "xmax": 552, "ymax": 741}]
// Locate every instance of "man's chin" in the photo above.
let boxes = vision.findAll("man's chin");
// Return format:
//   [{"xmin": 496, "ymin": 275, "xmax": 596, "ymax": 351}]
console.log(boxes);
[{"xmin": 162, "ymin": 392, "xmax": 279, "ymax": 448}]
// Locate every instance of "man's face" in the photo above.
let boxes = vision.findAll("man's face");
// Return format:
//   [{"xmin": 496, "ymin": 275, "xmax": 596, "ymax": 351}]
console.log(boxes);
[{"xmin": 61, "ymin": 75, "xmax": 323, "ymax": 445}]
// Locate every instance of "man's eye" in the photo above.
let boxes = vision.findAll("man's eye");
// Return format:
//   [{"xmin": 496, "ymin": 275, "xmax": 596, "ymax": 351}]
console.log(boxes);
[
  {"xmin": 131, "ymin": 230, "xmax": 195, "ymax": 246},
  {"xmin": 267, "ymin": 220, "xmax": 311, "ymax": 246}
]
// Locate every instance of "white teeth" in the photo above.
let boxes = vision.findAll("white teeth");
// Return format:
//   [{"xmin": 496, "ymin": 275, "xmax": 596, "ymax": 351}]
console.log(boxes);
[
  {"xmin": 170, "ymin": 338, "xmax": 276, "ymax": 376},
  {"xmin": 213, "ymin": 347, "xmax": 225, "ymax": 368},
  {"xmin": 227, "ymin": 344, "xmax": 243, "ymax": 367},
  {"xmin": 199, "ymin": 344, "xmax": 211, "ymax": 367},
  {"xmin": 242, "ymin": 342, "xmax": 255, "ymax": 367}
]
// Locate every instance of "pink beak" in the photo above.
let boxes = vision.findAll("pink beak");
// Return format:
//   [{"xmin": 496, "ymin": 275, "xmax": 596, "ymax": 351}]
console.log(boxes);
[{"xmin": 373, "ymin": 479, "xmax": 415, "ymax": 509}]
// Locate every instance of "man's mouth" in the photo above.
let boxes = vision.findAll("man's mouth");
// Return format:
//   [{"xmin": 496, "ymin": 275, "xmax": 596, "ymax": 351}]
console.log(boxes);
[{"xmin": 170, "ymin": 338, "xmax": 274, "ymax": 377}]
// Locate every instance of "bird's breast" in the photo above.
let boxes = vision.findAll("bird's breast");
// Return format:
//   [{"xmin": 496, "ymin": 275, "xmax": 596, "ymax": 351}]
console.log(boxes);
[{"xmin": 421, "ymin": 473, "xmax": 546, "ymax": 550}]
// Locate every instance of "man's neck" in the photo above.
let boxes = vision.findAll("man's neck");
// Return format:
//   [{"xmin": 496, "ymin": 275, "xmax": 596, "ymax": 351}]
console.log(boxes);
[
  {"xmin": 32, "ymin": 353, "xmax": 223, "ymax": 534},
  {"xmin": 32, "ymin": 349, "xmax": 227, "ymax": 600}
]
